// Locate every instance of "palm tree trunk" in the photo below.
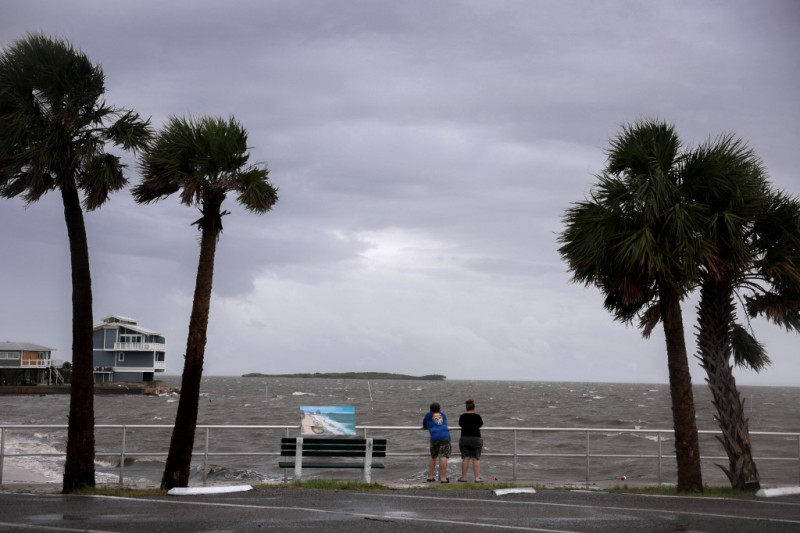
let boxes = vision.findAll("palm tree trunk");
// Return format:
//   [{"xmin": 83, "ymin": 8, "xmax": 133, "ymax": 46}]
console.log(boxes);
[
  {"xmin": 660, "ymin": 287, "xmax": 703, "ymax": 492},
  {"xmin": 60, "ymin": 185, "xmax": 96, "ymax": 493},
  {"xmin": 697, "ymin": 280, "xmax": 760, "ymax": 491},
  {"xmin": 161, "ymin": 208, "xmax": 220, "ymax": 490}
]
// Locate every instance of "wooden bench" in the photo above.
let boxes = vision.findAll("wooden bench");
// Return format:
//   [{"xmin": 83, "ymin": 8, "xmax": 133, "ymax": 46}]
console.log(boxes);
[{"xmin": 278, "ymin": 437, "xmax": 387, "ymax": 483}]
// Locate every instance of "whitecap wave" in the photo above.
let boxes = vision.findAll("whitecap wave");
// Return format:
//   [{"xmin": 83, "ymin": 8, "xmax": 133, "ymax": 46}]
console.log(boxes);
[{"xmin": 3, "ymin": 434, "xmax": 64, "ymax": 482}]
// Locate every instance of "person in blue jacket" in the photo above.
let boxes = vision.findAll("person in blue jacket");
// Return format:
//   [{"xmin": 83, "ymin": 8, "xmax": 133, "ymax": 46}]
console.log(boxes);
[{"xmin": 422, "ymin": 402, "xmax": 451, "ymax": 482}]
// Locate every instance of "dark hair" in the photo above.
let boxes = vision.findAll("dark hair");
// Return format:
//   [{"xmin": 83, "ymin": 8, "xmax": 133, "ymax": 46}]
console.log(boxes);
[
  {"xmin": 430, "ymin": 402, "xmax": 440, "ymax": 412},
  {"xmin": 465, "ymin": 399, "xmax": 475, "ymax": 410}
]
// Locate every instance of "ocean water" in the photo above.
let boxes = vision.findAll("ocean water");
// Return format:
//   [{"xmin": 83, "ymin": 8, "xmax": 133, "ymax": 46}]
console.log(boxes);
[{"xmin": 1, "ymin": 377, "xmax": 798, "ymax": 486}]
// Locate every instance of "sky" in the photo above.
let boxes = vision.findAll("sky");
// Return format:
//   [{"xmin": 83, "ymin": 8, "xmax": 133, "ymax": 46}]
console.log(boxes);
[{"xmin": 1, "ymin": 1, "xmax": 798, "ymax": 385}]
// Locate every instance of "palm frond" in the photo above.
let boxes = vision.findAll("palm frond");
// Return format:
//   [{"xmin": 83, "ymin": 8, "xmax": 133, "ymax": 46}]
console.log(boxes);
[
  {"xmin": 745, "ymin": 292, "xmax": 800, "ymax": 332},
  {"xmin": 730, "ymin": 323, "xmax": 771, "ymax": 371},
  {"xmin": 0, "ymin": 32, "xmax": 150, "ymax": 208},
  {"xmin": 79, "ymin": 153, "xmax": 127, "ymax": 210},
  {"xmin": 105, "ymin": 110, "xmax": 153, "ymax": 153},
  {"xmin": 639, "ymin": 303, "xmax": 662, "ymax": 338},
  {"xmin": 134, "ymin": 114, "xmax": 277, "ymax": 228},
  {"xmin": 236, "ymin": 167, "xmax": 278, "ymax": 213}
]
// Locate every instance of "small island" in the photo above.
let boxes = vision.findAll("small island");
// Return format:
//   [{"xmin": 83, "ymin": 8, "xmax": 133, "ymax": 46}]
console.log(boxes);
[{"xmin": 242, "ymin": 371, "xmax": 446, "ymax": 381}]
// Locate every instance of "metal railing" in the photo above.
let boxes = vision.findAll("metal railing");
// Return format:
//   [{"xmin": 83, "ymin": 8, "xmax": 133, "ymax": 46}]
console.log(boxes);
[
  {"xmin": 19, "ymin": 360, "xmax": 52, "ymax": 368},
  {"xmin": 94, "ymin": 365, "xmax": 165, "ymax": 373},
  {"xmin": 1, "ymin": 424, "xmax": 798, "ymax": 486},
  {"xmin": 113, "ymin": 342, "xmax": 166, "ymax": 352}
]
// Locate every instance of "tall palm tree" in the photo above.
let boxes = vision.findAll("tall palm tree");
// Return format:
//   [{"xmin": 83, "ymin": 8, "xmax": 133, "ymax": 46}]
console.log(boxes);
[
  {"xmin": 685, "ymin": 138, "xmax": 800, "ymax": 490},
  {"xmin": 133, "ymin": 115, "xmax": 278, "ymax": 489},
  {"xmin": 683, "ymin": 136, "xmax": 766, "ymax": 491},
  {"xmin": 558, "ymin": 119, "xmax": 705, "ymax": 492},
  {"xmin": 0, "ymin": 33, "xmax": 151, "ymax": 493}
]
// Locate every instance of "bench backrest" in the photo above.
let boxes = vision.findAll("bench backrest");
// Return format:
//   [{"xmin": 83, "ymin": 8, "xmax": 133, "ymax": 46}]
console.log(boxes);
[{"xmin": 280, "ymin": 437, "xmax": 387, "ymax": 458}]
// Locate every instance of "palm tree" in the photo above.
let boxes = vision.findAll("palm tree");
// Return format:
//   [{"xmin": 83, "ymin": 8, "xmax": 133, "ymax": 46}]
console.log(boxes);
[
  {"xmin": 0, "ymin": 33, "xmax": 151, "ymax": 493},
  {"xmin": 132, "ymin": 115, "xmax": 278, "ymax": 489},
  {"xmin": 685, "ymin": 138, "xmax": 800, "ymax": 490},
  {"xmin": 558, "ymin": 119, "xmax": 705, "ymax": 492}
]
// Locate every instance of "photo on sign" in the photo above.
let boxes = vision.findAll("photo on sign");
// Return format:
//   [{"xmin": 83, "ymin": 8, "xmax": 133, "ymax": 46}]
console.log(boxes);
[{"xmin": 300, "ymin": 406, "xmax": 356, "ymax": 436}]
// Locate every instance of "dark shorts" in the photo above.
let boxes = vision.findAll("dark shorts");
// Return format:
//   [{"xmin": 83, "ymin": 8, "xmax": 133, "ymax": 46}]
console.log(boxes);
[
  {"xmin": 459, "ymin": 436, "xmax": 483, "ymax": 459},
  {"xmin": 430, "ymin": 439, "xmax": 451, "ymax": 458}
]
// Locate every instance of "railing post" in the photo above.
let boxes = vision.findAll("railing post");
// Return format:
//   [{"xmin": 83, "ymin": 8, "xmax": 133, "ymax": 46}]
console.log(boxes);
[
  {"xmin": 585, "ymin": 431, "xmax": 590, "ymax": 484},
  {"xmin": 512, "ymin": 430, "xmax": 517, "ymax": 481},
  {"xmin": 363, "ymin": 438, "xmax": 373, "ymax": 484},
  {"xmin": 0, "ymin": 427, "xmax": 5, "ymax": 486},
  {"xmin": 657, "ymin": 431, "xmax": 662, "ymax": 486},
  {"xmin": 119, "ymin": 426, "xmax": 127, "ymax": 484},
  {"xmin": 294, "ymin": 437, "xmax": 304, "ymax": 481},
  {"xmin": 203, "ymin": 427, "xmax": 210, "ymax": 485}
]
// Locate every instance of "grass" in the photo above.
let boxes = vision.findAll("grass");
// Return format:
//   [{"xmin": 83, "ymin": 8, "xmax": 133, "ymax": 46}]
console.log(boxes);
[
  {"xmin": 274, "ymin": 480, "xmax": 546, "ymax": 491},
  {"xmin": 69, "ymin": 480, "xmax": 758, "ymax": 498},
  {"xmin": 273, "ymin": 480, "xmax": 390, "ymax": 491},
  {"xmin": 236, "ymin": 480, "xmax": 760, "ymax": 497}
]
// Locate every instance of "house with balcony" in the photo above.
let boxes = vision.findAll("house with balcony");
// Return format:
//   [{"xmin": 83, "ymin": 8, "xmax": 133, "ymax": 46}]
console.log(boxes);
[
  {"xmin": 93, "ymin": 315, "xmax": 166, "ymax": 383},
  {"xmin": 0, "ymin": 341, "xmax": 63, "ymax": 385}
]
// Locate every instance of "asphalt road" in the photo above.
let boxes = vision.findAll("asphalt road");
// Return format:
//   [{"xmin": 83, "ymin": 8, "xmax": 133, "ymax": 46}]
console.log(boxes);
[{"xmin": 1, "ymin": 486, "xmax": 800, "ymax": 532}]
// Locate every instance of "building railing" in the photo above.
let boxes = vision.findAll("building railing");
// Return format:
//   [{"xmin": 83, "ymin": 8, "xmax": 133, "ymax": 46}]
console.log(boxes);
[
  {"xmin": 112, "ymin": 342, "xmax": 166, "ymax": 352},
  {"xmin": 93, "ymin": 366, "xmax": 165, "ymax": 373},
  {"xmin": 1, "ymin": 424, "xmax": 798, "ymax": 487},
  {"xmin": 19, "ymin": 360, "xmax": 51, "ymax": 368},
  {"xmin": 18, "ymin": 360, "xmax": 64, "ymax": 369}
]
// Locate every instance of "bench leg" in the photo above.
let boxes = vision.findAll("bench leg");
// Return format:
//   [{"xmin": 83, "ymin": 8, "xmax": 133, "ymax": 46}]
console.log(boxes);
[
  {"xmin": 362, "ymin": 438, "xmax": 373, "ymax": 484},
  {"xmin": 294, "ymin": 437, "xmax": 303, "ymax": 481}
]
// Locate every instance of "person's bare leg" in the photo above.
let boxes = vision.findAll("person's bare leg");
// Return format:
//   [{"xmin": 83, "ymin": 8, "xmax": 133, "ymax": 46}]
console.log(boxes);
[
  {"xmin": 460, "ymin": 457, "xmax": 468, "ymax": 481},
  {"xmin": 439, "ymin": 457, "xmax": 448, "ymax": 481},
  {"xmin": 473, "ymin": 459, "xmax": 481, "ymax": 481},
  {"xmin": 428, "ymin": 456, "xmax": 436, "ymax": 480}
]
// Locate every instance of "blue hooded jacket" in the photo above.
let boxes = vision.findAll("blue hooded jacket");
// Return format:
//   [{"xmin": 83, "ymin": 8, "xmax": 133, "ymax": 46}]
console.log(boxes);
[{"xmin": 422, "ymin": 411, "xmax": 450, "ymax": 442}]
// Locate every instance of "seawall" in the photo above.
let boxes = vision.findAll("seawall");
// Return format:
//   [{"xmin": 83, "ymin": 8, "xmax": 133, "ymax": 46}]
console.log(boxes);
[{"xmin": 0, "ymin": 381, "xmax": 175, "ymax": 396}]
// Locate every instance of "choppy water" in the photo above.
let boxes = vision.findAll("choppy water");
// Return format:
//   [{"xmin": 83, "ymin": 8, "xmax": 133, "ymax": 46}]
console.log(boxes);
[{"xmin": 2, "ymin": 377, "xmax": 798, "ymax": 486}]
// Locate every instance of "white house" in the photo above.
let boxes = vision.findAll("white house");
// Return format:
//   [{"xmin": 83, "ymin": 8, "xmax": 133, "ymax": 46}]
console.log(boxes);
[
  {"xmin": 0, "ymin": 341, "xmax": 62, "ymax": 385},
  {"xmin": 93, "ymin": 315, "xmax": 166, "ymax": 383}
]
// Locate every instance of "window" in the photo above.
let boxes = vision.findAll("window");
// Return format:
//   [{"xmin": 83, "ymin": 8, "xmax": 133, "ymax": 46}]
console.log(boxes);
[
  {"xmin": 118, "ymin": 352, "xmax": 125, "ymax": 362},
  {"xmin": 0, "ymin": 351, "xmax": 20, "ymax": 360}
]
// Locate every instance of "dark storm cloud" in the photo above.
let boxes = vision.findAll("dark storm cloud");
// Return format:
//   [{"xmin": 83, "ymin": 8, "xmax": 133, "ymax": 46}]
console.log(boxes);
[{"xmin": 1, "ymin": 0, "xmax": 798, "ymax": 383}]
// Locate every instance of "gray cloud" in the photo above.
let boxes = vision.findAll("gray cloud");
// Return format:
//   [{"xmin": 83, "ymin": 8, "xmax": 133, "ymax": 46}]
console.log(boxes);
[{"xmin": 1, "ymin": 0, "xmax": 798, "ymax": 385}]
